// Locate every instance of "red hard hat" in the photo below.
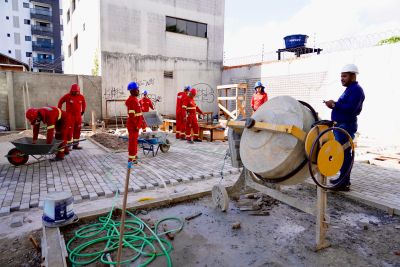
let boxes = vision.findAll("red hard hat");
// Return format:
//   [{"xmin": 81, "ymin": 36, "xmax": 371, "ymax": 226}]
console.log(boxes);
[
  {"xmin": 190, "ymin": 88, "xmax": 197, "ymax": 97},
  {"xmin": 26, "ymin": 108, "xmax": 38, "ymax": 122},
  {"xmin": 70, "ymin": 84, "xmax": 80, "ymax": 93}
]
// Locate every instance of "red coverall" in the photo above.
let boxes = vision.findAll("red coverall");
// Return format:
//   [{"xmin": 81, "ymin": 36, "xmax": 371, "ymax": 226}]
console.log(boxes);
[
  {"xmin": 31, "ymin": 107, "xmax": 72, "ymax": 159},
  {"xmin": 175, "ymin": 92, "xmax": 188, "ymax": 139},
  {"xmin": 139, "ymin": 96, "xmax": 154, "ymax": 131},
  {"xmin": 126, "ymin": 95, "xmax": 144, "ymax": 162},
  {"xmin": 58, "ymin": 86, "xmax": 86, "ymax": 147},
  {"xmin": 251, "ymin": 92, "xmax": 268, "ymax": 111},
  {"xmin": 183, "ymin": 97, "xmax": 203, "ymax": 141}
]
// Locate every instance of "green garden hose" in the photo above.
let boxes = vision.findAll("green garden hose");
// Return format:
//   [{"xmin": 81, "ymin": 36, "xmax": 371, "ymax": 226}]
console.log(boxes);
[{"xmin": 66, "ymin": 190, "xmax": 184, "ymax": 266}]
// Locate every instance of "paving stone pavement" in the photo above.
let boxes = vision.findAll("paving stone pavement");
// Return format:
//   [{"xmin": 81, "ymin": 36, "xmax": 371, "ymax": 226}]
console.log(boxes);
[
  {"xmin": 0, "ymin": 137, "xmax": 399, "ymax": 216},
  {"xmin": 0, "ymin": 138, "xmax": 238, "ymax": 215}
]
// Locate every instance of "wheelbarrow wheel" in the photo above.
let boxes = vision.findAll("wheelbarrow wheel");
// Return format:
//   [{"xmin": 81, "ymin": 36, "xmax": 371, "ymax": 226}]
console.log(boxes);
[
  {"xmin": 7, "ymin": 148, "xmax": 29, "ymax": 166},
  {"xmin": 160, "ymin": 138, "xmax": 171, "ymax": 153}
]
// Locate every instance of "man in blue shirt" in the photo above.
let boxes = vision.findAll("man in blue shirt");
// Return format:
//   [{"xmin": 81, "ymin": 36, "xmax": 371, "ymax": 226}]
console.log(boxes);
[{"xmin": 324, "ymin": 64, "xmax": 365, "ymax": 191}]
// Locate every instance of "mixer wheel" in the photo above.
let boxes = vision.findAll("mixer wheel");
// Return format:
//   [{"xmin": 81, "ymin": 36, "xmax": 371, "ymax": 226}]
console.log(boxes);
[{"xmin": 212, "ymin": 184, "xmax": 229, "ymax": 212}]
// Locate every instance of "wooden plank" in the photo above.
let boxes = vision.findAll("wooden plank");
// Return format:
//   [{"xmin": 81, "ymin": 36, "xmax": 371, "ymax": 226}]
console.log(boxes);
[
  {"xmin": 218, "ymin": 103, "xmax": 236, "ymax": 119},
  {"xmin": 315, "ymin": 174, "xmax": 330, "ymax": 250},
  {"xmin": 217, "ymin": 83, "xmax": 248, "ymax": 90},
  {"xmin": 217, "ymin": 96, "xmax": 244, "ymax": 101},
  {"xmin": 42, "ymin": 227, "xmax": 68, "ymax": 267}
]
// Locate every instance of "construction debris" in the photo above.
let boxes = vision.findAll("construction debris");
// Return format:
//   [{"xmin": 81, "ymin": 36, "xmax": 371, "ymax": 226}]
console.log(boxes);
[
  {"xmin": 236, "ymin": 193, "xmax": 278, "ymax": 215},
  {"xmin": 29, "ymin": 235, "xmax": 40, "ymax": 252},
  {"xmin": 10, "ymin": 214, "xmax": 23, "ymax": 228},
  {"xmin": 231, "ymin": 222, "xmax": 241, "ymax": 229},
  {"xmin": 185, "ymin": 212, "xmax": 203, "ymax": 221}
]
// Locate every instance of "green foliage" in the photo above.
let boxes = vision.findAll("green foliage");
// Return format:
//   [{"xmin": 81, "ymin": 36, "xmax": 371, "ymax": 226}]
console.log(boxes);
[
  {"xmin": 91, "ymin": 49, "xmax": 99, "ymax": 76},
  {"xmin": 377, "ymin": 36, "xmax": 400, "ymax": 45}
]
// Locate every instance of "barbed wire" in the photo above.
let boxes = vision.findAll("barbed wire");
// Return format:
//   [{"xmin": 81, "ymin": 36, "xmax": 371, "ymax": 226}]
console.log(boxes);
[{"xmin": 224, "ymin": 28, "xmax": 400, "ymax": 66}]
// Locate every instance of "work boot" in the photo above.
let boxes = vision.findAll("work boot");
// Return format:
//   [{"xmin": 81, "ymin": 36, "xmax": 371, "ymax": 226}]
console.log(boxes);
[
  {"xmin": 333, "ymin": 184, "xmax": 351, "ymax": 192},
  {"xmin": 194, "ymin": 139, "xmax": 202, "ymax": 142},
  {"xmin": 73, "ymin": 145, "xmax": 83, "ymax": 150},
  {"xmin": 187, "ymin": 140, "xmax": 194, "ymax": 144},
  {"xmin": 180, "ymin": 137, "xmax": 186, "ymax": 141},
  {"xmin": 64, "ymin": 150, "xmax": 70, "ymax": 155},
  {"xmin": 51, "ymin": 157, "xmax": 64, "ymax": 162}
]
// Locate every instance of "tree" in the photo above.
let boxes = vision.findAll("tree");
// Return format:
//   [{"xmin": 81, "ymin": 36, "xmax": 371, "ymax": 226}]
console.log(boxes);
[
  {"xmin": 377, "ymin": 36, "xmax": 400, "ymax": 45},
  {"xmin": 91, "ymin": 49, "xmax": 99, "ymax": 76}
]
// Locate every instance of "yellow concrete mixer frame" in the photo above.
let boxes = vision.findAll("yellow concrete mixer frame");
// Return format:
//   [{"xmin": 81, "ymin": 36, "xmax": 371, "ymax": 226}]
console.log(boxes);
[{"xmin": 227, "ymin": 111, "xmax": 355, "ymax": 190}]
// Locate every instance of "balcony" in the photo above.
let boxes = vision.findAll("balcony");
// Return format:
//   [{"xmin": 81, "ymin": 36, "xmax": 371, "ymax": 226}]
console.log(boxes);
[
  {"xmin": 30, "ymin": 8, "xmax": 52, "ymax": 21},
  {"xmin": 32, "ymin": 41, "xmax": 54, "ymax": 53},
  {"xmin": 31, "ymin": 25, "xmax": 53, "ymax": 37},
  {"xmin": 33, "ymin": 57, "xmax": 54, "ymax": 66},
  {"xmin": 30, "ymin": 0, "xmax": 53, "ymax": 5}
]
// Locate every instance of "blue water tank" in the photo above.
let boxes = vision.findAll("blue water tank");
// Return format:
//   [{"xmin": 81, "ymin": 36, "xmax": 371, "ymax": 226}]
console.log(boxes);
[{"xmin": 284, "ymin": 34, "xmax": 309, "ymax": 49}]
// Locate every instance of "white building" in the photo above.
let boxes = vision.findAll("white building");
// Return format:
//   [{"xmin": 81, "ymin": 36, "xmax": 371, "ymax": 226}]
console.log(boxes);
[
  {"xmin": 0, "ymin": 0, "xmax": 63, "ymax": 73},
  {"xmin": 62, "ymin": 0, "xmax": 225, "ymax": 116}
]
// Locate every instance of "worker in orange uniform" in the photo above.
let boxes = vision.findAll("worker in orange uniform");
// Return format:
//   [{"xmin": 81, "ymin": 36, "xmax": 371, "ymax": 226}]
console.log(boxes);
[
  {"xmin": 183, "ymin": 88, "xmax": 204, "ymax": 143},
  {"xmin": 139, "ymin": 90, "xmax": 154, "ymax": 132},
  {"xmin": 58, "ymin": 84, "xmax": 86, "ymax": 149},
  {"xmin": 25, "ymin": 107, "xmax": 72, "ymax": 161},
  {"xmin": 125, "ymin": 82, "xmax": 144, "ymax": 163},
  {"xmin": 251, "ymin": 81, "xmax": 268, "ymax": 112},
  {"xmin": 176, "ymin": 86, "xmax": 191, "ymax": 139}
]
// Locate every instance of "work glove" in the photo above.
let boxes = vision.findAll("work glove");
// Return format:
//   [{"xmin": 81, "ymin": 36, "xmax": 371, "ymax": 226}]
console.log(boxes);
[{"xmin": 81, "ymin": 111, "xmax": 85, "ymax": 116}]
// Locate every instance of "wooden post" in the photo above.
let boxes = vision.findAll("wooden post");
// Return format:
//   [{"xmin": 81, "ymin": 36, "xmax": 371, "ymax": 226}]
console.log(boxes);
[
  {"xmin": 116, "ymin": 163, "xmax": 132, "ymax": 266},
  {"xmin": 91, "ymin": 111, "xmax": 96, "ymax": 132},
  {"xmin": 315, "ymin": 173, "xmax": 330, "ymax": 251}
]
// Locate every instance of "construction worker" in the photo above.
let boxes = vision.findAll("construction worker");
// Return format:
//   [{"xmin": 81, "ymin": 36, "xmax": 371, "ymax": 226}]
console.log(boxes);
[
  {"xmin": 125, "ymin": 82, "xmax": 144, "ymax": 163},
  {"xmin": 251, "ymin": 81, "xmax": 268, "ymax": 112},
  {"xmin": 176, "ymin": 86, "xmax": 191, "ymax": 139},
  {"xmin": 139, "ymin": 90, "xmax": 154, "ymax": 112},
  {"xmin": 25, "ymin": 107, "xmax": 72, "ymax": 161},
  {"xmin": 183, "ymin": 88, "xmax": 204, "ymax": 143},
  {"xmin": 325, "ymin": 64, "xmax": 365, "ymax": 191},
  {"xmin": 58, "ymin": 84, "xmax": 86, "ymax": 149}
]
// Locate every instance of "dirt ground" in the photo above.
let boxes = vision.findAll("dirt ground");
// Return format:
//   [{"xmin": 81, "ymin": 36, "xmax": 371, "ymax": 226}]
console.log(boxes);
[
  {"xmin": 62, "ymin": 185, "xmax": 400, "ymax": 267},
  {"xmin": 91, "ymin": 132, "xmax": 128, "ymax": 150},
  {"xmin": 0, "ymin": 230, "xmax": 41, "ymax": 267}
]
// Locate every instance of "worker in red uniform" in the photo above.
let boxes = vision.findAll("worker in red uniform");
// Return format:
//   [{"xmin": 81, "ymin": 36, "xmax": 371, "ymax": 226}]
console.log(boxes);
[
  {"xmin": 251, "ymin": 81, "xmax": 268, "ymax": 112},
  {"xmin": 139, "ymin": 90, "xmax": 154, "ymax": 132},
  {"xmin": 58, "ymin": 84, "xmax": 86, "ymax": 149},
  {"xmin": 125, "ymin": 82, "xmax": 144, "ymax": 163},
  {"xmin": 25, "ymin": 107, "xmax": 72, "ymax": 161},
  {"xmin": 183, "ymin": 88, "xmax": 204, "ymax": 143},
  {"xmin": 176, "ymin": 86, "xmax": 190, "ymax": 139}
]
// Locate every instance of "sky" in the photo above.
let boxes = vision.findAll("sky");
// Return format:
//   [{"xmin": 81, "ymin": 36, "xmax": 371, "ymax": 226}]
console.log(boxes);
[{"xmin": 224, "ymin": 0, "xmax": 400, "ymax": 58}]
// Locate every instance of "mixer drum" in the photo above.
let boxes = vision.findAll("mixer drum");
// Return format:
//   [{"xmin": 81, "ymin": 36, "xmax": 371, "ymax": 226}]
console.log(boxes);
[{"xmin": 239, "ymin": 96, "xmax": 315, "ymax": 185}]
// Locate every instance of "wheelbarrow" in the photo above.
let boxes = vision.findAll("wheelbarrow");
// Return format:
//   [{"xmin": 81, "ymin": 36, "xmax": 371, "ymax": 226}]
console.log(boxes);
[
  {"xmin": 6, "ymin": 137, "xmax": 84, "ymax": 166},
  {"xmin": 119, "ymin": 132, "xmax": 171, "ymax": 157}
]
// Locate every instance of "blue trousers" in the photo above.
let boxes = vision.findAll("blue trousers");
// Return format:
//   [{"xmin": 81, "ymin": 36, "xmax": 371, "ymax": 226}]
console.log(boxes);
[{"xmin": 332, "ymin": 122, "xmax": 357, "ymax": 187}]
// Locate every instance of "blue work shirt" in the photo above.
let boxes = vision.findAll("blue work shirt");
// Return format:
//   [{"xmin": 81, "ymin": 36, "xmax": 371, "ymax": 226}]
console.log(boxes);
[{"xmin": 331, "ymin": 81, "xmax": 365, "ymax": 124}]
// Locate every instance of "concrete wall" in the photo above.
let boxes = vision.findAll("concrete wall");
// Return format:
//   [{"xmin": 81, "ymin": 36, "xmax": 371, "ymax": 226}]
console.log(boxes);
[
  {"xmin": 222, "ymin": 43, "xmax": 400, "ymax": 145},
  {"xmin": 100, "ymin": 0, "xmax": 224, "ymax": 117},
  {"xmin": 0, "ymin": 71, "xmax": 102, "ymax": 130}
]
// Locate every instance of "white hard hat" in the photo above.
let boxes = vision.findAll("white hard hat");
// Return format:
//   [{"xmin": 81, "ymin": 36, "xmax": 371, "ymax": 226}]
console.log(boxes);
[{"xmin": 341, "ymin": 64, "xmax": 359, "ymax": 74}]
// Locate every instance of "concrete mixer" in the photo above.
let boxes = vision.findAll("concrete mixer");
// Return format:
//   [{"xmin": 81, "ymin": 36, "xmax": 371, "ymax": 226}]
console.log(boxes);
[{"xmin": 212, "ymin": 95, "xmax": 355, "ymax": 250}]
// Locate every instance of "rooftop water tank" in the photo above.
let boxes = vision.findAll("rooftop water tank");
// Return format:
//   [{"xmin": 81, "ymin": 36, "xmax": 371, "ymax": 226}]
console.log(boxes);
[{"xmin": 284, "ymin": 34, "xmax": 309, "ymax": 49}]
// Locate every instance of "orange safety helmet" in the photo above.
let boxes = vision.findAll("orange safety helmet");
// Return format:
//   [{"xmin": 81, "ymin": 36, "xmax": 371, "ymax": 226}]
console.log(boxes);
[
  {"xmin": 70, "ymin": 84, "xmax": 80, "ymax": 94},
  {"xmin": 26, "ymin": 108, "xmax": 39, "ymax": 122},
  {"xmin": 190, "ymin": 88, "xmax": 197, "ymax": 97}
]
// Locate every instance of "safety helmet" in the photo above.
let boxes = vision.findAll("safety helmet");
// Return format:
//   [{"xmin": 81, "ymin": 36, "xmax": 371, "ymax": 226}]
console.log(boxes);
[
  {"xmin": 70, "ymin": 84, "xmax": 80, "ymax": 93},
  {"xmin": 143, "ymin": 90, "xmax": 148, "ymax": 95},
  {"xmin": 26, "ymin": 108, "xmax": 39, "ymax": 122},
  {"xmin": 184, "ymin": 85, "xmax": 191, "ymax": 91},
  {"xmin": 190, "ymin": 88, "xmax": 197, "ymax": 97},
  {"xmin": 254, "ymin": 81, "xmax": 265, "ymax": 89},
  {"xmin": 127, "ymin": 82, "xmax": 139, "ymax": 91},
  {"xmin": 341, "ymin": 64, "xmax": 359, "ymax": 74}
]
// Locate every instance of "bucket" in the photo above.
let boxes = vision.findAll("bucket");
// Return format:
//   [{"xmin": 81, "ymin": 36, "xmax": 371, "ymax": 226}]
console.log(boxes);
[
  {"xmin": 283, "ymin": 34, "xmax": 308, "ymax": 49},
  {"xmin": 42, "ymin": 191, "xmax": 75, "ymax": 226}
]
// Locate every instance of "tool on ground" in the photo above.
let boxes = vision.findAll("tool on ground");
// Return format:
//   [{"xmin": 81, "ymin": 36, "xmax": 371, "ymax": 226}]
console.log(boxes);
[
  {"xmin": 213, "ymin": 95, "xmax": 355, "ymax": 250},
  {"xmin": 6, "ymin": 137, "xmax": 86, "ymax": 166}
]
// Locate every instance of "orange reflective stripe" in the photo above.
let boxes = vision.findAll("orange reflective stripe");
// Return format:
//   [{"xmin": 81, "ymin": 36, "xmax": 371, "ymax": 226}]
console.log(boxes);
[
  {"xmin": 47, "ymin": 125, "xmax": 55, "ymax": 129},
  {"xmin": 186, "ymin": 107, "xmax": 196, "ymax": 110},
  {"xmin": 128, "ymin": 110, "xmax": 135, "ymax": 114},
  {"xmin": 134, "ymin": 113, "xmax": 143, "ymax": 116},
  {"xmin": 57, "ymin": 108, "xmax": 62, "ymax": 120}
]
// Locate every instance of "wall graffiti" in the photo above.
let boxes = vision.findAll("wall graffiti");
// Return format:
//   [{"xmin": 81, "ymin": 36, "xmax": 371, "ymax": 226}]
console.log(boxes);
[
  {"xmin": 104, "ymin": 86, "xmax": 125, "ymax": 100},
  {"xmin": 136, "ymin": 78, "xmax": 155, "ymax": 87},
  {"xmin": 192, "ymin": 83, "xmax": 216, "ymax": 103},
  {"xmin": 140, "ymin": 93, "xmax": 162, "ymax": 108}
]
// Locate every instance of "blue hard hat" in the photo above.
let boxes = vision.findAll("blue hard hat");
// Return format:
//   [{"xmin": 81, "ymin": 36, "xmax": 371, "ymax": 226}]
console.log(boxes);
[
  {"xmin": 184, "ymin": 85, "xmax": 191, "ymax": 91},
  {"xmin": 254, "ymin": 81, "xmax": 265, "ymax": 89},
  {"xmin": 143, "ymin": 90, "xmax": 148, "ymax": 95},
  {"xmin": 127, "ymin": 82, "xmax": 139, "ymax": 91}
]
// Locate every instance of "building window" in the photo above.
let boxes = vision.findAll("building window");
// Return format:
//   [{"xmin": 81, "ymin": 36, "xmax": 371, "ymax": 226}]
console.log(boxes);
[
  {"xmin": 6, "ymin": 16, "xmax": 9, "ymax": 20},
  {"xmin": 39, "ymin": 69, "xmax": 53, "ymax": 73},
  {"xmin": 68, "ymin": 44, "xmax": 71, "ymax": 57},
  {"xmin": 166, "ymin": 16, "xmax": 207, "ymax": 38},
  {"xmin": 24, "ymin": 19, "xmax": 30, "ymax": 25},
  {"xmin": 7, "ymin": 33, "xmax": 10, "ymax": 37},
  {"xmin": 25, "ymin": 35, "xmax": 31, "ymax": 41},
  {"xmin": 72, "ymin": 0, "xmax": 76, "ymax": 12},
  {"xmin": 83, "ymin": 23, "xmax": 85, "ymax": 31},
  {"xmin": 26, "ymin": 52, "xmax": 32, "ymax": 57},
  {"xmin": 67, "ymin": 9, "xmax": 70, "ymax": 22},
  {"xmin": 74, "ymin": 35, "xmax": 78, "ymax": 50},
  {"xmin": 23, "ymin": 2, "xmax": 29, "ymax": 8},
  {"xmin": 8, "ymin": 50, "xmax": 11, "ymax": 54}
]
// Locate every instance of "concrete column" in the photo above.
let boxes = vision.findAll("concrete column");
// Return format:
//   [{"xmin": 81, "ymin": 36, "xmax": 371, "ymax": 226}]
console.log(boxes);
[{"xmin": 6, "ymin": 71, "xmax": 16, "ymax": 130}]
